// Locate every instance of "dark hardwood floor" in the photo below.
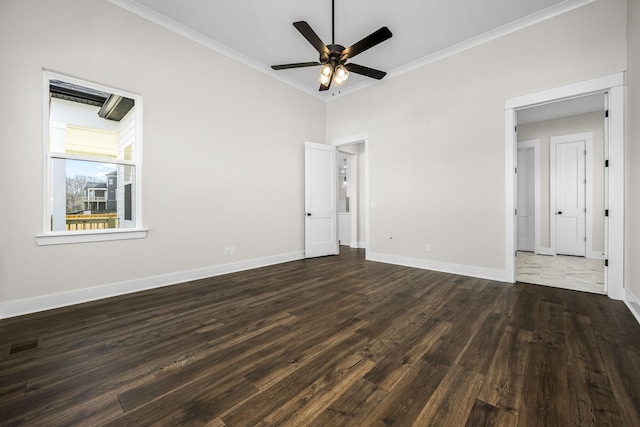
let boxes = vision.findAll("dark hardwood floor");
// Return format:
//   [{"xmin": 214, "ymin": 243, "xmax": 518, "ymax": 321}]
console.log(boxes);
[{"xmin": 1, "ymin": 248, "xmax": 640, "ymax": 426}]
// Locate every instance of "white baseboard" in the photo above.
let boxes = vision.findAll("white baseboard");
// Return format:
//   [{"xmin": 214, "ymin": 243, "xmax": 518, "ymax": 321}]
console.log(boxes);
[
  {"xmin": 535, "ymin": 247, "xmax": 555, "ymax": 256},
  {"xmin": 366, "ymin": 251, "xmax": 509, "ymax": 282},
  {"xmin": 625, "ymin": 288, "xmax": 640, "ymax": 326},
  {"xmin": 586, "ymin": 251, "xmax": 605, "ymax": 260},
  {"xmin": 0, "ymin": 251, "xmax": 304, "ymax": 320},
  {"xmin": 349, "ymin": 241, "xmax": 366, "ymax": 249},
  {"xmin": 534, "ymin": 247, "xmax": 604, "ymax": 261}
]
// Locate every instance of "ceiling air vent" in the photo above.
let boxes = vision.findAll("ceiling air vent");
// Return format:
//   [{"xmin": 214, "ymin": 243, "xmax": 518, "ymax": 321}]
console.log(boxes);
[{"xmin": 98, "ymin": 94, "xmax": 135, "ymax": 121}]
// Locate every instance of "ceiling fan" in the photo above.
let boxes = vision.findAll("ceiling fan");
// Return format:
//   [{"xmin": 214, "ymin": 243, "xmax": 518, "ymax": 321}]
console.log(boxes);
[{"xmin": 271, "ymin": 0, "xmax": 392, "ymax": 91}]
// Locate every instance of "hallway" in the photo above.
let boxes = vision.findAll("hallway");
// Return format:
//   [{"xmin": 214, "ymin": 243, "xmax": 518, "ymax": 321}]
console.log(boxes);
[{"xmin": 517, "ymin": 251, "xmax": 605, "ymax": 294}]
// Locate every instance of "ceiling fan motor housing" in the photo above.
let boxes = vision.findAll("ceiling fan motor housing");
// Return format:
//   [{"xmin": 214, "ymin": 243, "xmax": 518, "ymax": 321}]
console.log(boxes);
[{"xmin": 324, "ymin": 44, "xmax": 346, "ymax": 65}]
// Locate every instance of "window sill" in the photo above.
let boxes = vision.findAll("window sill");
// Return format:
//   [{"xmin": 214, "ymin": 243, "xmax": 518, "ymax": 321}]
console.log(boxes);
[{"xmin": 36, "ymin": 229, "xmax": 148, "ymax": 246}]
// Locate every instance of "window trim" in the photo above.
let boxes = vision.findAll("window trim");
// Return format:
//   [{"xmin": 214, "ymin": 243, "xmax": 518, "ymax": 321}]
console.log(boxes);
[{"xmin": 39, "ymin": 70, "xmax": 146, "ymax": 245}]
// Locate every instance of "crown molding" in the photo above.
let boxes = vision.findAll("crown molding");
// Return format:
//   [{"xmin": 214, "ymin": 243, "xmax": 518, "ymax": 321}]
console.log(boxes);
[
  {"xmin": 327, "ymin": 0, "xmax": 596, "ymax": 101},
  {"xmin": 107, "ymin": 0, "xmax": 326, "ymax": 100},
  {"xmin": 109, "ymin": 0, "xmax": 595, "ymax": 103}
]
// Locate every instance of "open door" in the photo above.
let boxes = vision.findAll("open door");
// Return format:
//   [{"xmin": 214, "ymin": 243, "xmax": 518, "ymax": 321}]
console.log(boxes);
[
  {"xmin": 305, "ymin": 141, "xmax": 339, "ymax": 258},
  {"xmin": 517, "ymin": 145, "xmax": 535, "ymax": 252}
]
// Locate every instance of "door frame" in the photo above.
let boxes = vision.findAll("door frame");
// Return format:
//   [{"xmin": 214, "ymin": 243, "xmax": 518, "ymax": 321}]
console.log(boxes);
[
  {"xmin": 505, "ymin": 72, "xmax": 624, "ymax": 300},
  {"xmin": 332, "ymin": 132, "xmax": 370, "ymax": 254}
]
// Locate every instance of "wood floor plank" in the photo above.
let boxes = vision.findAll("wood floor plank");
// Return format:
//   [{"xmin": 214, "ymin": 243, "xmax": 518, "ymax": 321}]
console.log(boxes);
[
  {"xmin": 0, "ymin": 364, "xmax": 151, "ymax": 425},
  {"xmin": 412, "ymin": 364, "xmax": 485, "ymax": 426},
  {"xmin": 243, "ymin": 318, "xmax": 367, "ymax": 391},
  {"xmin": 219, "ymin": 333, "xmax": 368, "ymax": 426},
  {"xmin": 105, "ymin": 374, "xmax": 258, "ymax": 426},
  {"xmin": 510, "ymin": 284, "xmax": 540, "ymax": 332},
  {"xmin": 118, "ymin": 315, "xmax": 299, "ymax": 412},
  {"xmin": 456, "ymin": 312, "xmax": 510, "ymax": 374},
  {"xmin": 596, "ymin": 343, "xmax": 640, "ymax": 425},
  {"xmin": 357, "ymin": 356, "xmax": 449, "ymax": 426},
  {"xmin": 364, "ymin": 319, "xmax": 451, "ymax": 392},
  {"xmin": 465, "ymin": 399, "xmax": 518, "ymax": 427},
  {"xmin": 1, "ymin": 248, "xmax": 640, "ymax": 426},
  {"xmin": 357, "ymin": 299, "xmax": 436, "ymax": 363},
  {"xmin": 477, "ymin": 326, "xmax": 532, "ymax": 418},
  {"xmin": 563, "ymin": 311, "xmax": 624, "ymax": 426},
  {"xmin": 262, "ymin": 354, "xmax": 375, "ymax": 425},
  {"xmin": 518, "ymin": 341, "xmax": 570, "ymax": 427},
  {"xmin": 307, "ymin": 378, "xmax": 388, "ymax": 427}
]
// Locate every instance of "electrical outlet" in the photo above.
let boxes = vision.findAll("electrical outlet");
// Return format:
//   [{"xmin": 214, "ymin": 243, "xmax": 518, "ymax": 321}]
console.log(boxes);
[
  {"xmin": 225, "ymin": 246, "xmax": 236, "ymax": 255},
  {"xmin": 425, "ymin": 244, "xmax": 431, "ymax": 252}
]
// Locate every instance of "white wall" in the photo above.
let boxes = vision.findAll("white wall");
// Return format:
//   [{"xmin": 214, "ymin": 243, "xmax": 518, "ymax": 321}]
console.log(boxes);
[
  {"xmin": 0, "ymin": 0, "xmax": 325, "ymax": 311},
  {"xmin": 517, "ymin": 112, "xmax": 605, "ymax": 254},
  {"xmin": 627, "ymin": 0, "xmax": 640, "ymax": 304},
  {"xmin": 326, "ymin": 0, "xmax": 627, "ymax": 277}
]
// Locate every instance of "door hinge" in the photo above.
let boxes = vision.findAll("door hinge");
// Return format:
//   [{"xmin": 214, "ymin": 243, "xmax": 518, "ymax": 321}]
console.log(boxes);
[
  {"xmin": 605, "ymin": 159, "xmax": 609, "ymax": 167},
  {"xmin": 605, "ymin": 209, "xmax": 609, "ymax": 217},
  {"xmin": 515, "ymin": 126, "xmax": 517, "ymax": 133},
  {"xmin": 515, "ymin": 167, "xmax": 517, "ymax": 174},
  {"xmin": 585, "ymin": 237, "xmax": 587, "ymax": 242},
  {"xmin": 584, "ymin": 208, "xmax": 586, "ymax": 213},
  {"xmin": 605, "ymin": 110, "xmax": 609, "ymax": 118},
  {"xmin": 515, "ymin": 251, "xmax": 518, "ymax": 257},
  {"xmin": 605, "ymin": 259, "xmax": 609, "ymax": 267},
  {"xmin": 515, "ymin": 208, "xmax": 517, "ymax": 215}
]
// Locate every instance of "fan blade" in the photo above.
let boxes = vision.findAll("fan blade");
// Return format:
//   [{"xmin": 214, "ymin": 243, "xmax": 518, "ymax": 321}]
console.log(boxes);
[
  {"xmin": 345, "ymin": 63, "xmax": 387, "ymax": 80},
  {"xmin": 319, "ymin": 80, "xmax": 331, "ymax": 91},
  {"xmin": 342, "ymin": 27, "xmax": 392, "ymax": 60},
  {"xmin": 271, "ymin": 62, "xmax": 321, "ymax": 70},
  {"xmin": 293, "ymin": 21, "xmax": 330, "ymax": 57}
]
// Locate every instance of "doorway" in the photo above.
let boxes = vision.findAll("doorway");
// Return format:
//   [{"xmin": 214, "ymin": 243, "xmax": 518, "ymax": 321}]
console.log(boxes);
[
  {"xmin": 332, "ymin": 133, "xmax": 369, "ymax": 254},
  {"xmin": 515, "ymin": 99, "xmax": 604, "ymax": 294},
  {"xmin": 337, "ymin": 150, "xmax": 354, "ymax": 247},
  {"xmin": 505, "ymin": 72, "xmax": 625, "ymax": 300}
]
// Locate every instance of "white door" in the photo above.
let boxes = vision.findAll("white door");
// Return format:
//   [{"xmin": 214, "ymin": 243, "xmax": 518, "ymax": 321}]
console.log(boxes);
[
  {"xmin": 517, "ymin": 147, "xmax": 535, "ymax": 252},
  {"xmin": 554, "ymin": 140, "xmax": 586, "ymax": 256},
  {"xmin": 304, "ymin": 141, "xmax": 338, "ymax": 258}
]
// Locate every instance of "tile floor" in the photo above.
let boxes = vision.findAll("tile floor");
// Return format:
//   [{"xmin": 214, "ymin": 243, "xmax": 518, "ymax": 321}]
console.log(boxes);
[{"xmin": 517, "ymin": 251, "xmax": 605, "ymax": 294}]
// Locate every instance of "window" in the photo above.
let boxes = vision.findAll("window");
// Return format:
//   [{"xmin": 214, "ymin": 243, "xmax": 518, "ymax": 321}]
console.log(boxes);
[{"xmin": 37, "ymin": 71, "xmax": 145, "ymax": 245}]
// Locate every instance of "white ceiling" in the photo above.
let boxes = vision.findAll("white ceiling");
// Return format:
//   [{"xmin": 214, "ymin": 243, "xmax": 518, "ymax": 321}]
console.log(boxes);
[{"xmin": 109, "ymin": 0, "xmax": 593, "ymax": 100}]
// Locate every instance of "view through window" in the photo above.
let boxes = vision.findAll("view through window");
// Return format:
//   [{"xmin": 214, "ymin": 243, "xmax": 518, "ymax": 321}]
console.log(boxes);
[{"xmin": 45, "ymin": 73, "xmax": 140, "ymax": 233}]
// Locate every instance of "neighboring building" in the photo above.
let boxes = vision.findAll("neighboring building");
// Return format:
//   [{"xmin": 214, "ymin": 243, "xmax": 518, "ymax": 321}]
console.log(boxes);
[
  {"xmin": 83, "ymin": 171, "xmax": 117, "ymax": 213},
  {"xmin": 82, "ymin": 182, "xmax": 106, "ymax": 212}
]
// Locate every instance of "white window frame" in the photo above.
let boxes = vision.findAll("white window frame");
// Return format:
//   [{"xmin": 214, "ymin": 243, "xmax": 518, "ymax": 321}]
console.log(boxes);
[{"xmin": 36, "ymin": 70, "xmax": 147, "ymax": 246}]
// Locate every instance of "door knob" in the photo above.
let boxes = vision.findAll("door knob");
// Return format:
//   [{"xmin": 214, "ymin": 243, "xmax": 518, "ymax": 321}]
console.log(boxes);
[
  {"xmin": 306, "ymin": 213, "xmax": 311, "ymax": 216},
  {"xmin": 557, "ymin": 211, "xmax": 563, "ymax": 215}
]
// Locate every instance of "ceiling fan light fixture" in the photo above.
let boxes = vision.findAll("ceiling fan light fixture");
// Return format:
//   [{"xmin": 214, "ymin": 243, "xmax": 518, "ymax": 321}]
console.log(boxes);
[
  {"xmin": 320, "ymin": 64, "xmax": 333, "ymax": 76},
  {"xmin": 318, "ymin": 70, "xmax": 332, "ymax": 85},
  {"xmin": 319, "ymin": 63, "xmax": 334, "ymax": 85},
  {"xmin": 334, "ymin": 65, "xmax": 349, "ymax": 85}
]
